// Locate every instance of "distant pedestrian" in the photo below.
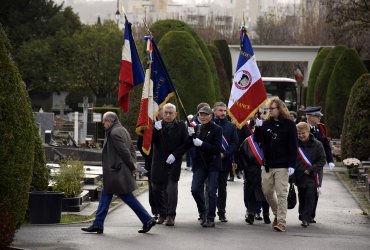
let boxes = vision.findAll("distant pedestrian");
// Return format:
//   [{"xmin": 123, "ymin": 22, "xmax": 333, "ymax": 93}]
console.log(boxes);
[
  {"xmin": 254, "ymin": 97, "xmax": 298, "ymax": 232},
  {"xmin": 81, "ymin": 112, "xmax": 155, "ymax": 234}
]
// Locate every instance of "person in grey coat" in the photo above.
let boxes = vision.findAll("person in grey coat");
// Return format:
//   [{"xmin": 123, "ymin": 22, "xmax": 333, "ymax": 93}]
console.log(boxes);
[{"xmin": 82, "ymin": 112, "xmax": 155, "ymax": 234}]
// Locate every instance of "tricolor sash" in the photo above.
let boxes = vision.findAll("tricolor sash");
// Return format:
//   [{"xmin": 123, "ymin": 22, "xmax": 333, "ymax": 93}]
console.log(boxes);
[
  {"xmin": 246, "ymin": 135, "xmax": 264, "ymax": 166},
  {"xmin": 297, "ymin": 147, "xmax": 319, "ymax": 187},
  {"xmin": 221, "ymin": 135, "xmax": 229, "ymax": 153}
]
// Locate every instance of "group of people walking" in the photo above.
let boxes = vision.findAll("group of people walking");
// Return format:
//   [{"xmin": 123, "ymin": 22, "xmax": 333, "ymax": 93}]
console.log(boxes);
[{"xmin": 81, "ymin": 96, "xmax": 335, "ymax": 234}]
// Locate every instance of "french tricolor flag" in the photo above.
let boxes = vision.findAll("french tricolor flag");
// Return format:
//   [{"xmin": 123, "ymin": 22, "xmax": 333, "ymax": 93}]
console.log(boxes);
[
  {"xmin": 118, "ymin": 19, "xmax": 144, "ymax": 112},
  {"xmin": 228, "ymin": 27, "xmax": 267, "ymax": 128}
]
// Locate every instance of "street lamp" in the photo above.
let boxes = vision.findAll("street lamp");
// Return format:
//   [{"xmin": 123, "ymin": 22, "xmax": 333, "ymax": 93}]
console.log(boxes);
[{"xmin": 115, "ymin": 0, "xmax": 121, "ymax": 27}]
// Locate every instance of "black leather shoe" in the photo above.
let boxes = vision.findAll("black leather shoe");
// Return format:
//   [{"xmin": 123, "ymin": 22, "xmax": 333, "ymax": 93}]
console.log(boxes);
[
  {"xmin": 138, "ymin": 219, "xmax": 156, "ymax": 233},
  {"xmin": 219, "ymin": 214, "xmax": 228, "ymax": 223},
  {"xmin": 202, "ymin": 220, "xmax": 215, "ymax": 227},
  {"xmin": 200, "ymin": 214, "xmax": 206, "ymax": 226},
  {"xmin": 309, "ymin": 219, "xmax": 316, "ymax": 223},
  {"xmin": 301, "ymin": 220, "xmax": 309, "ymax": 227},
  {"xmin": 255, "ymin": 213, "xmax": 263, "ymax": 220},
  {"xmin": 245, "ymin": 214, "xmax": 254, "ymax": 225},
  {"xmin": 81, "ymin": 225, "xmax": 103, "ymax": 234},
  {"xmin": 263, "ymin": 215, "xmax": 271, "ymax": 224}
]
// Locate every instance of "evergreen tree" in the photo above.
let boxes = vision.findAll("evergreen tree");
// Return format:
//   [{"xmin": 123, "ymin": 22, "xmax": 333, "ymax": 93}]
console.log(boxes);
[
  {"xmin": 214, "ymin": 39, "xmax": 233, "ymax": 83},
  {"xmin": 341, "ymin": 74, "xmax": 370, "ymax": 160},
  {"xmin": 314, "ymin": 45, "xmax": 346, "ymax": 110},
  {"xmin": 306, "ymin": 47, "xmax": 331, "ymax": 107},
  {"xmin": 0, "ymin": 24, "xmax": 35, "ymax": 247},
  {"xmin": 158, "ymin": 31, "xmax": 215, "ymax": 117},
  {"xmin": 325, "ymin": 48, "xmax": 368, "ymax": 138}
]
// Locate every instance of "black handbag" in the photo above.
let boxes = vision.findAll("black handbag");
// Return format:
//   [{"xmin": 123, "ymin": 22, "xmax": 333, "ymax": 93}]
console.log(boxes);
[{"xmin": 287, "ymin": 183, "xmax": 297, "ymax": 209}]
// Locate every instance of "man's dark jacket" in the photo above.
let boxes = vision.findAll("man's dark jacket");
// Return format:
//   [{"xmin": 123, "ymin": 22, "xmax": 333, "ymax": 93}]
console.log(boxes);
[
  {"xmin": 151, "ymin": 120, "xmax": 189, "ymax": 184},
  {"xmin": 254, "ymin": 118, "xmax": 298, "ymax": 169},
  {"xmin": 213, "ymin": 118, "xmax": 239, "ymax": 172},
  {"xmin": 191, "ymin": 121, "xmax": 222, "ymax": 172}
]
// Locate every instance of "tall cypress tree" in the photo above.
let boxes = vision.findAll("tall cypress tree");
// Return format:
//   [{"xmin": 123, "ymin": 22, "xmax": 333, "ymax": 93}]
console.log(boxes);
[
  {"xmin": 325, "ymin": 48, "xmax": 368, "ymax": 138},
  {"xmin": 0, "ymin": 24, "xmax": 35, "ymax": 247}
]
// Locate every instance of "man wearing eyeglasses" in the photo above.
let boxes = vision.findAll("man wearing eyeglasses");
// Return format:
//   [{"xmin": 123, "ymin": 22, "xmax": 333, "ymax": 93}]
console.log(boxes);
[{"xmin": 254, "ymin": 97, "xmax": 298, "ymax": 232}]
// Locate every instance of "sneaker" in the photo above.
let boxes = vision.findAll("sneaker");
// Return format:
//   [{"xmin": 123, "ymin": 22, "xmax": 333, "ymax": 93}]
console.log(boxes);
[
  {"xmin": 245, "ymin": 214, "xmax": 254, "ymax": 225},
  {"xmin": 255, "ymin": 213, "xmax": 263, "ymax": 220},
  {"xmin": 273, "ymin": 223, "xmax": 286, "ymax": 232},
  {"xmin": 219, "ymin": 214, "xmax": 228, "ymax": 223},
  {"xmin": 81, "ymin": 224, "xmax": 103, "ymax": 234},
  {"xmin": 272, "ymin": 218, "xmax": 278, "ymax": 228}
]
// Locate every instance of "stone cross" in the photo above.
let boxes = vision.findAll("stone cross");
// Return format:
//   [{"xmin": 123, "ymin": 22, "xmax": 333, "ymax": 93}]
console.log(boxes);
[{"xmin": 78, "ymin": 97, "xmax": 92, "ymax": 144}]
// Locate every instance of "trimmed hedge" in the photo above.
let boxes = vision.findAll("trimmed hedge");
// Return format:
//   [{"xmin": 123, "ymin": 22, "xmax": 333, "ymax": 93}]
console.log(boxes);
[
  {"xmin": 158, "ymin": 31, "xmax": 215, "ymax": 118},
  {"xmin": 325, "ymin": 48, "xmax": 368, "ymax": 138},
  {"xmin": 150, "ymin": 20, "xmax": 219, "ymax": 100},
  {"xmin": 341, "ymin": 74, "xmax": 370, "ymax": 160},
  {"xmin": 314, "ymin": 45, "xmax": 346, "ymax": 111},
  {"xmin": 30, "ymin": 125, "xmax": 49, "ymax": 191},
  {"xmin": 207, "ymin": 44, "xmax": 228, "ymax": 102},
  {"xmin": 214, "ymin": 39, "xmax": 233, "ymax": 83},
  {"xmin": 306, "ymin": 47, "xmax": 331, "ymax": 107},
  {"xmin": 0, "ymin": 24, "xmax": 35, "ymax": 247}
]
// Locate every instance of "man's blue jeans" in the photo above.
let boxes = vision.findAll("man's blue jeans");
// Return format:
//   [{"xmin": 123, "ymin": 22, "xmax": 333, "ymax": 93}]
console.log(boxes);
[
  {"xmin": 191, "ymin": 168, "xmax": 219, "ymax": 221},
  {"xmin": 93, "ymin": 189, "xmax": 152, "ymax": 228}
]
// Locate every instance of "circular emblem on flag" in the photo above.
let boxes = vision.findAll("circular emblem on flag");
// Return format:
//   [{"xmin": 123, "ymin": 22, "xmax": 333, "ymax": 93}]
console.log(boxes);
[{"xmin": 234, "ymin": 70, "xmax": 252, "ymax": 90}]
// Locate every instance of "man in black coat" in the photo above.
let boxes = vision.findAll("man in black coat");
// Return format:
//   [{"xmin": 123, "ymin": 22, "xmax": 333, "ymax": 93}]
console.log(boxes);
[
  {"xmin": 213, "ymin": 102, "xmax": 238, "ymax": 222},
  {"xmin": 151, "ymin": 103, "xmax": 189, "ymax": 226},
  {"xmin": 189, "ymin": 106, "xmax": 222, "ymax": 228}
]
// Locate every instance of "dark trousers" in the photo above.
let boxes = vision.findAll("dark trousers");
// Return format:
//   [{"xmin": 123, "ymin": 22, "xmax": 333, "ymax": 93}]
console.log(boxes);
[
  {"xmin": 243, "ymin": 180, "xmax": 269, "ymax": 215},
  {"xmin": 152, "ymin": 179, "xmax": 178, "ymax": 218},
  {"xmin": 147, "ymin": 174, "xmax": 158, "ymax": 216},
  {"xmin": 191, "ymin": 168, "xmax": 219, "ymax": 221},
  {"xmin": 217, "ymin": 171, "xmax": 229, "ymax": 215},
  {"xmin": 311, "ymin": 189, "xmax": 319, "ymax": 219},
  {"xmin": 93, "ymin": 189, "xmax": 152, "ymax": 228},
  {"xmin": 298, "ymin": 186, "xmax": 316, "ymax": 221}
]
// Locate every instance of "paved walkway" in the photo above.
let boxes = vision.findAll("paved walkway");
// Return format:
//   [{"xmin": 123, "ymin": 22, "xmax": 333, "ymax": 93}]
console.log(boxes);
[{"xmin": 12, "ymin": 164, "xmax": 370, "ymax": 250}]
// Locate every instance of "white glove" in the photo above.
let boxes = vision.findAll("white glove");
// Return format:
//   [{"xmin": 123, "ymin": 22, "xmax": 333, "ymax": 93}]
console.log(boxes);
[
  {"xmin": 288, "ymin": 167, "xmax": 295, "ymax": 176},
  {"xmin": 154, "ymin": 120, "xmax": 162, "ymax": 130},
  {"xmin": 255, "ymin": 118, "xmax": 263, "ymax": 127},
  {"xmin": 188, "ymin": 126, "xmax": 195, "ymax": 136},
  {"xmin": 328, "ymin": 162, "xmax": 335, "ymax": 170},
  {"xmin": 193, "ymin": 138, "xmax": 203, "ymax": 147},
  {"xmin": 166, "ymin": 154, "xmax": 175, "ymax": 164}
]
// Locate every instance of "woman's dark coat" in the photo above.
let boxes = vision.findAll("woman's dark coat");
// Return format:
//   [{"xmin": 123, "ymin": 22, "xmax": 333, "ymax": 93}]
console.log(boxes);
[{"xmin": 294, "ymin": 134, "xmax": 326, "ymax": 188}]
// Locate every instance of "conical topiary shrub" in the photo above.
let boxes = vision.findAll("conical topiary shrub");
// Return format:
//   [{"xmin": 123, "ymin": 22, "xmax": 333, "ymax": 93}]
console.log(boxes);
[
  {"xmin": 341, "ymin": 74, "xmax": 370, "ymax": 160},
  {"xmin": 306, "ymin": 47, "xmax": 331, "ymax": 107},
  {"xmin": 158, "ymin": 31, "xmax": 215, "ymax": 117},
  {"xmin": 0, "ymin": 24, "xmax": 35, "ymax": 247},
  {"xmin": 325, "ymin": 48, "xmax": 368, "ymax": 138},
  {"xmin": 214, "ymin": 39, "xmax": 232, "ymax": 83},
  {"xmin": 314, "ymin": 45, "xmax": 347, "ymax": 111},
  {"xmin": 150, "ymin": 19, "xmax": 218, "ymax": 101}
]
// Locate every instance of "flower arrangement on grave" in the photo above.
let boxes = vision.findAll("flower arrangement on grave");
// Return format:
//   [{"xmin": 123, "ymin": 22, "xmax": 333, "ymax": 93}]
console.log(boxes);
[{"xmin": 342, "ymin": 158, "xmax": 361, "ymax": 169}]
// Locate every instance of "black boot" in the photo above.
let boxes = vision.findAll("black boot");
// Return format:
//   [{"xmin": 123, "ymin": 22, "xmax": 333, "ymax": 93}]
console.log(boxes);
[
  {"xmin": 245, "ymin": 214, "xmax": 254, "ymax": 225},
  {"xmin": 263, "ymin": 214, "xmax": 271, "ymax": 224}
]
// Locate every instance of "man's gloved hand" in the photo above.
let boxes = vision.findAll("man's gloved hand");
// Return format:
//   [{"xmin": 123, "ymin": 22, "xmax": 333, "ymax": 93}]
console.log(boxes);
[
  {"xmin": 328, "ymin": 162, "xmax": 335, "ymax": 170},
  {"xmin": 154, "ymin": 120, "xmax": 162, "ymax": 130},
  {"xmin": 188, "ymin": 127, "xmax": 195, "ymax": 136},
  {"xmin": 288, "ymin": 167, "xmax": 295, "ymax": 176},
  {"xmin": 166, "ymin": 154, "xmax": 175, "ymax": 164},
  {"xmin": 193, "ymin": 138, "xmax": 203, "ymax": 147},
  {"xmin": 255, "ymin": 118, "xmax": 263, "ymax": 127}
]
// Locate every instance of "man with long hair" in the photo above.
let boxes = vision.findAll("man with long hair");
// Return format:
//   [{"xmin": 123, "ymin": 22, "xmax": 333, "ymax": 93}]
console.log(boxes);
[{"xmin": 254, "ymin": 97, "xmax": 298, "ymax": 232}]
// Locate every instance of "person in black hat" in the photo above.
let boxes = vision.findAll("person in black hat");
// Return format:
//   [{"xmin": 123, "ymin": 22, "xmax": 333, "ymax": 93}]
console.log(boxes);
[
  {"xmin": 189, "ymin": 105, "xmax": 222, "ymax": 228},
  {"xmin": 305, "ymin": 106, "xmax": 335, "ymax": 223}
]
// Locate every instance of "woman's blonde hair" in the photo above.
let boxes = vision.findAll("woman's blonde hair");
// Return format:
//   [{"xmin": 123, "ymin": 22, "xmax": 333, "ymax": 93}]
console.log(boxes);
[
  {"xmin": 266, "ymin": 96, "xmax": 290, "ymax": 120},
  {"xmin": 296, "ymin": 122, "xmax": 310, "ymax": 132}
]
